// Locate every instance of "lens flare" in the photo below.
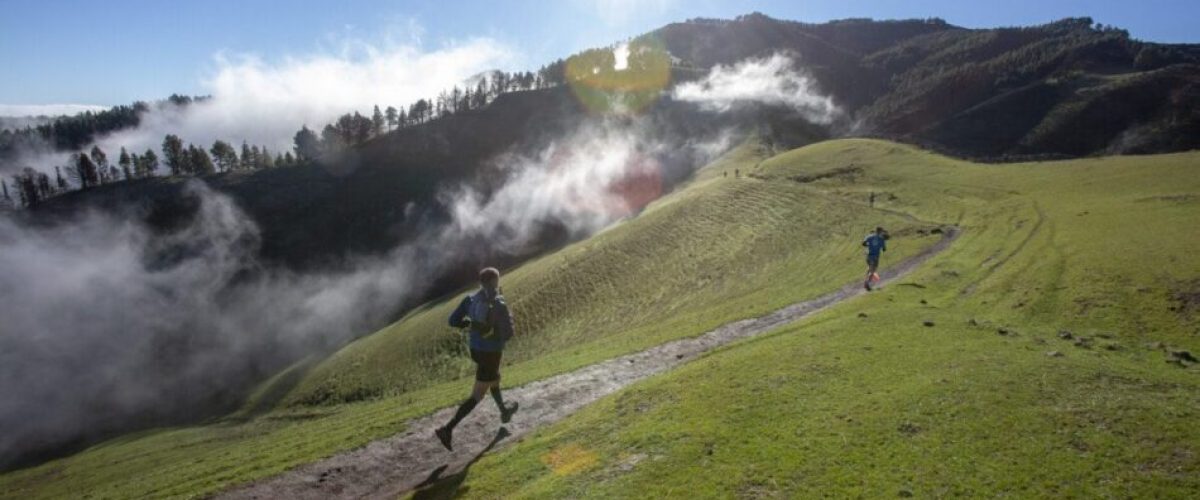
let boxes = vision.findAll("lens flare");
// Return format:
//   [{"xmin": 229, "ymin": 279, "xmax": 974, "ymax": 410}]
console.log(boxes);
[
  {"xmin": 565, "ymin": 36, "xmax": 671, "ymax": 115},
  {"xmin": 543, "ymin": 145, "xmax": 663, "ymax": 221},
  {"xmin": 606, "ymin": 154, "xmax": 663, "ymax": 215}
]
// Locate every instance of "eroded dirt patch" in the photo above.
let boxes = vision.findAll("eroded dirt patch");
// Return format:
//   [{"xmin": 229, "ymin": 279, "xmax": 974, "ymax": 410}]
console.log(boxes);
[
  {"xmin": 1170, "ymin": 279, "xmax": 1200, "ymax": 318},
  {"xmin": 787, "ymin": 165, "xmax": 864, "ymax": 184}
]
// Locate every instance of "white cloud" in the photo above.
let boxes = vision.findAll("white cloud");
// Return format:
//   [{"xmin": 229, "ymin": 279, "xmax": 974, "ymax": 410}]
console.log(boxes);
[
  {"xmin": 613, "ymin": 41, "xmax": 630, "ymax": 70},
  {"xmin": 0, "ymin": 104, "xmax": 109, "ymax": 117},
  {"xmin": 445, "ymin": 121, "xmax": 661, "ymax": 251},
  {"xmin": 75, "ymin": 35, "xmax": 516, "ymax": 169},
  {"xmin": 672, "ymin": 53, "xmax": 841, "ymax": 124}
]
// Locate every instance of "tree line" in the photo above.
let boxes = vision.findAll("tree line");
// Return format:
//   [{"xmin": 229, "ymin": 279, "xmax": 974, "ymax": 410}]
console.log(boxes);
[
  {"xmin": 3, "ymin": 63, "xmax": 570, "ymax": 210},
  {"xmin": 299, "ymin": 65, "xmax": 566, "ymax": 155},
  {"xmin": 1, "ymin": 137, "xmax": 297, "ymax": 209},
  {"xmin": 0, "ymin": 95, "xmax": 204, "ymax": 162}
]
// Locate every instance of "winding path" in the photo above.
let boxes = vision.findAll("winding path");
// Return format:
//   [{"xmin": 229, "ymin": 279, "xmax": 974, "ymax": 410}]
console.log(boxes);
[{"xmin": 218, "ymin": 228, "xmax": 960, "ymax": 500}]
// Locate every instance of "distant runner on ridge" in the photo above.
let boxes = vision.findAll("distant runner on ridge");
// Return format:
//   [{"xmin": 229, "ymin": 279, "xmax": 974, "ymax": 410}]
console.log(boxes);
[
  {"xmin": 435, "ymin": 267, "xmax": 519, "ymax": 451},
  {"xmin": 863, "ymin": 226, "xmax": 888, "ymax": 291}
]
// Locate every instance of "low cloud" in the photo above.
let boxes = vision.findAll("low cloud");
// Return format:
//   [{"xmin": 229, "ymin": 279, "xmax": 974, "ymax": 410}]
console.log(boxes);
[
  {"xmin": 13, "ymin": 34, "xmax": 515, "ymax": 175},
  {"xmin": 612, "ymin": 42, "xmax": 631, "ymax": 70},
  {"xmin": 672, "ymin": 53, "xmax": 841, "ymax": 123},
  {"xmin": 0, "ymin": 104, "xmax": 109, "ymax": 118},
  {"xmin": 0, "ymin": 116, "xmax": 732, "ymax": 468},
  {"xmin": 448, "ymin": 121, "xmax": 663, "ymax": 251}
]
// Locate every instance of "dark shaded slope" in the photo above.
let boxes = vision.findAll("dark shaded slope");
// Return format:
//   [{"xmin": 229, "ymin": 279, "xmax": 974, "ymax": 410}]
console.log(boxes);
[
  {"xmin": 658, "ymin": 14, "xmax": 955, "ymax": 109},
  {"xmin": 657, "ymin": 14, "xmax": 1200, "ymax": 157}
]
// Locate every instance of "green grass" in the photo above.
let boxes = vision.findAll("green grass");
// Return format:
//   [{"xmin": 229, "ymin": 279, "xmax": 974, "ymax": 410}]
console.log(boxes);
[
  {"xmin": 0, "ymin": 138, "xmax": 943, "ymax": 499},
  {"xmin": 422, "ymin": 139, "xmax": 1200, "ymax": 498}
]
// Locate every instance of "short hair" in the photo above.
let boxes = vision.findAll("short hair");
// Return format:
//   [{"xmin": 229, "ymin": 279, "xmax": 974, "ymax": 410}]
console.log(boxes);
[
  {"xmin": 875, "ymin": 226, "xmax": 884, "ymax": 233},
  {"xmin": 479, "ymin": 267, "xmax": 500, "ymax": 285}
]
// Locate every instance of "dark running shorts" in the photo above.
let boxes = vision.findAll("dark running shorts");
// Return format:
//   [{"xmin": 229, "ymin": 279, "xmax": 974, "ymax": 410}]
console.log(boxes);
[
  {"xmin": 866, "ymin": 255, "xmax": 880, "ymax": 268},
  {"xmin": 470, "ymin": 349, "xmax": 503, "ymax": 382}
]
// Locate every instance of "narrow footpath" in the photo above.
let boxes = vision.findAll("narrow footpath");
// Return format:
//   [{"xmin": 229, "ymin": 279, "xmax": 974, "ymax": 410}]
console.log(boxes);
[{"xmin": 218, "ymin": 228, "xmax": 960, "ymax": 500}]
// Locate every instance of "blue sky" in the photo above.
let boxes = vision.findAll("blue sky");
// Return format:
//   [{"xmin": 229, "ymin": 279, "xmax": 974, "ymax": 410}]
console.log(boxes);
[{"xmin": 1, "ymin": 0, "xmax": 1198, "ymax": 109}]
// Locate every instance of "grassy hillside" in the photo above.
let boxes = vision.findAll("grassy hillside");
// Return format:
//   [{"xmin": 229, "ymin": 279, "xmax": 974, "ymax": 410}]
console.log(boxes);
[
  {"xmin": 0, "ymin": 138, "xmax": 942, "ymax": 499},
  {"xmin": 282, "ymin": 141, "xmax": 939, "ymax": 408},
  {"xmin": 430, "ymin": 139, "xmax": 1200, "ymax": 497}
]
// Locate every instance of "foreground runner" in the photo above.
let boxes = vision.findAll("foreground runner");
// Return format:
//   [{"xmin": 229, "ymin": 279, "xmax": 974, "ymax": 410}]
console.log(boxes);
[
  {"xmin": 435, "ymin": 267, "xmax": 519, "ymax": 451},
  {"xmin": 862, "ymin": 227, "xmax": 888, "ymax": 291}
]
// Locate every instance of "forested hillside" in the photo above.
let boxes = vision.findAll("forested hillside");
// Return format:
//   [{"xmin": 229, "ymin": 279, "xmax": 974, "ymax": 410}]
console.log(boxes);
[{"xmin": 659, "ymin": 14, "xmax": 1200, "ymax": 158}]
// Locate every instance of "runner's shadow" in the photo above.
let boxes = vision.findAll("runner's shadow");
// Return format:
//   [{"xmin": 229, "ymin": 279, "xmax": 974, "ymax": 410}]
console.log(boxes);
[{"xmin": 411, "ymin": 427, "xmax": 511, "ymax": 499}]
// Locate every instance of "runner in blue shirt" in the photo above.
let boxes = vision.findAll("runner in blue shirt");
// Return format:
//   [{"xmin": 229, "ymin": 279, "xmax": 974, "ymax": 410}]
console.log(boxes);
[
  {"xmin": 435, "ymin": 267, "xmax": 519, "ymax": 451},
  {"xmin": 862, "ymin": 227, "xmax": 887, "ymax": 291}
]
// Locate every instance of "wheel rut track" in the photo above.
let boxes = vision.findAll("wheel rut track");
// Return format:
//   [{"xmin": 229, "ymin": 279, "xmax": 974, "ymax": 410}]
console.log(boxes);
[
  {"xmin": 961, "ymin": 200, "xmax": 1043, "ymax": 296},
  {"xmin": 217, "ymin": 228, "xmax": 960, "ymax": 500}
]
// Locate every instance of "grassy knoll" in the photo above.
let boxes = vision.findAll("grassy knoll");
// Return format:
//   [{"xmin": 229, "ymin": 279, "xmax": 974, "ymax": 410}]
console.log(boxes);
[
  {"xmin": 433, "ymin": 139, "xmax": 1200, "ymax": 498},
  {"xmin": 0, "ymin": 138, "xmax": 942, "ymax": 499}
]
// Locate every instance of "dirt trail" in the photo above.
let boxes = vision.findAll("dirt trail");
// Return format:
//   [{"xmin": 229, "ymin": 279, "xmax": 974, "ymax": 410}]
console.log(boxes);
[{"xmin": 218, "ymin": 228, "xmax": 959, "ymax": 500}]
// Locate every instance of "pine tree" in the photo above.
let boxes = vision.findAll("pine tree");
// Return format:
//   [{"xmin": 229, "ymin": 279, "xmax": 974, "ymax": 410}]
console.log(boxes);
[
  {"xmin": 91, "ymin": 146, "xmax": 109, "ymax": 184},
  {"xmin": 162, "ymin": 134, "xmax": 185, "ymax": 175},
  {"xmin": 385, "ymin": 106, "xmax": 398, "ymax": 131},
  {"xmin": 240, "ymin": 141, "xmax": 253, "ymax": 170},
  {"xmin": 451, "ymin": 86, "xmax": 464, "ymax": 113},
  {"xmin": 15, "ymin": 168, "xmax": 41, "ymax": 207},
  {"xmin": 474, "ymin": 79, "xmax": 488, "ymax": 109},
  {"xmin": 118, "ymin": 147, "xmax": 133, "ymax": 181},
  {"xmin": 90, "ymin": 145, "xmax": 108, "ymax": 171},
  {"xmin": 188, "ymin": 144, "xmax": 215, "ymax": 175},
  {"xmin": 321, "ymin": 124, "xmax": 341, "ymax": 152},
  {"xmin": 74, "ymin": 152, "xmax": 99, "ymax": 188},
  {"xmin": 259, "ymin": 146, "xmax": 273, "ymax": 169},
  {"xmin": 293, "ymin": 125, "xmax": 321, "ymax": 160},
  {"xmin": 37, "ymin": 172, "xmax": 52, "ymax": 198},
  {"xmin": 249, "ymin": 145, "xmax": 261, "ymax": 169},
  {"xmin": 372, "ymin": 105, "xmax": 385, "ymax": 137},
  {"xmin": 141, "ymin": 149, "xmax": 159, "ymax": 176},
  {"xmin": 353, "ymin": 112, "xmax": 372, "ymax": 144},
  {"xmin": 491, "ymin": 71, "xmax": 506, "ymax": 97},
  {"xmin": 408, "ymin": 101, "xmax": 421, "ymax": 124},
  {"xmin": 210, "ymin": 140, "xmax": 238, "ymax": 172},
  {"xmin": 55, "ymin": 166, "xmax": 67, "ymax": 190}
]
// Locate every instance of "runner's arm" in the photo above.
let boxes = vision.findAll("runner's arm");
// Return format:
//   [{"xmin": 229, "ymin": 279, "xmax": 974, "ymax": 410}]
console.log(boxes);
[{"xmin": 448, "ymin": 296, "xmax": 472, "ymax": 328}]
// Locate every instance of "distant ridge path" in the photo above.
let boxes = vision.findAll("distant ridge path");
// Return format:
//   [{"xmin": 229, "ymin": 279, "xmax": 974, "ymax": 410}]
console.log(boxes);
[{"xmin": 218, "ymin": 228, "xmax": 960, "ymax": 500}]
